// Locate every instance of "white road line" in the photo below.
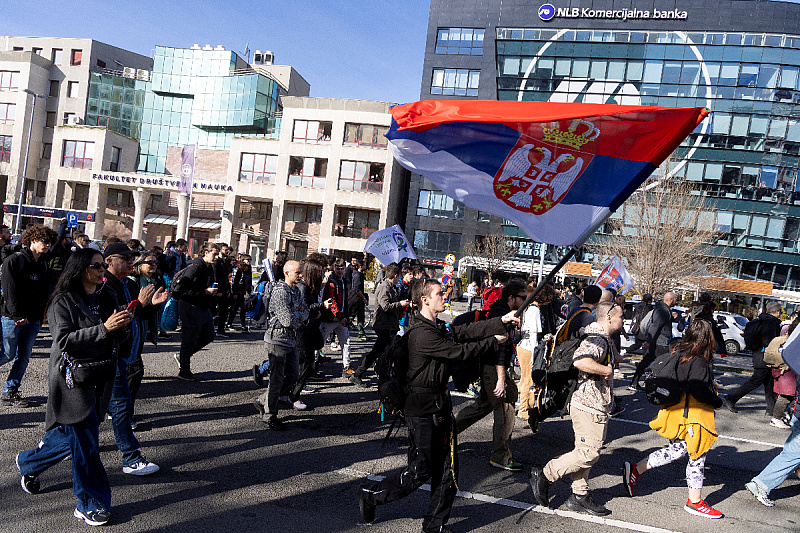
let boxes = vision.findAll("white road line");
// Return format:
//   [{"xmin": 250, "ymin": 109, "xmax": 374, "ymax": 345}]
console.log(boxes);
[
  {"xmin": 338, "ymin": 468, "xmax": 681, "ymax": 533},
  {"xmin": 610, "ymin": 417, "xmax": 784, "ymax": 448}
]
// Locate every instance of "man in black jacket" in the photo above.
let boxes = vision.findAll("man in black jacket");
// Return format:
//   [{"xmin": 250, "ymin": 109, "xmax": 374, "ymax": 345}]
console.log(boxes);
[
  {"xmin": 213, "ymin": 244, "xmax": 232, "ymax": 337},
  {"xmin": 172, "ymin": 243, "xmax": 219, "ymax": 381},
  {"xmin": 629, "ymin": 291, "xmax": 677, "ymax": 390},
  {"xmin": 723, "ymin": 301, "xmax": 783, "ymax": 415},
  {"xmin": 0, "ymin": 225, "xmax": 49, "ymax": 407},
  {"xmin": 627, "ymin": 293, "xmax": 654, "ymax": 353},
  {"xmin": 357, "ymin": 278, "xmax": 519, "ymax": 533},
  {"xmin": 454, "ymin": 277, "xmax": 527, "ymax": 471}
]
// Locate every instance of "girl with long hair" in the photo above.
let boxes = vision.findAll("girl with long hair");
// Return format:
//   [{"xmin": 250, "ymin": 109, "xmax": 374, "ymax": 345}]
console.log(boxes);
[
  {"xmin": 15, "ymin": 248, "xmax": 132, "ymax": 525},
  {"xmin": 622, "ymin": 319, "xmax": 724, "ymax": 519}
]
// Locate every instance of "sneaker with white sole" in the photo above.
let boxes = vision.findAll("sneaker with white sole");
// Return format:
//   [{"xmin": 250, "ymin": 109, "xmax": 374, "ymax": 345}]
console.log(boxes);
[
  {"xmin": 770, "ymin": 417, "xmax": 791, "ymax": 429},
  {"xmin": 684, "ymin": 498, "xmax": 723, "ymax": 518},
  {"xmin": 74, "ymin": 507, "xmax": 112, "ymax": 526},
  {"xmin": 292, "ymin": 399, "xmax": 307, "ymax": 410},
  {"xmin": 173, "ymin": 353, "xmax": 181, "ymax": 368},
  {"xmin": 745, "ymin": 481, "xmax": 775, "ymax": 507},
  {"xmin": 122, "ymin": 459, "xmax": 160, "ymax": 476},
  {"xmin": 622, "ymin": 461, "xmax": 639, "ymax": 497},
  {"xmin": 16, "ymin": 453, "xmax": 40, "ymax": 494}
]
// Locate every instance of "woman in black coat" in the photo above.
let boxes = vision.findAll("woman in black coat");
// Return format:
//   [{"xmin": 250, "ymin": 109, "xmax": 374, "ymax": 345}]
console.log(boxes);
[{"xmin": 15, "ymin": 248, "xmax": 131, "ymax": 526}]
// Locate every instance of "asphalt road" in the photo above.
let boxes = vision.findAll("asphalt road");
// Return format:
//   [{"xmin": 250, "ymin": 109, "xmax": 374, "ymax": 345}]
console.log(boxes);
[{"xmin": 1, "ymin": 301, "xmax": 798, "ymax": 533}]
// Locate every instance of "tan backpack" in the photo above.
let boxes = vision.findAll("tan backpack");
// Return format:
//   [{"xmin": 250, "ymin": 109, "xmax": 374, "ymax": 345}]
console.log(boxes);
[{"xmin": 764, "ymin": 335, "xmax": 789, "ymax": 372}]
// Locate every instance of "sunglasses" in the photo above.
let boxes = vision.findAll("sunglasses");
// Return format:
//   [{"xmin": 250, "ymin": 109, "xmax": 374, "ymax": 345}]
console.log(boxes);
[
  {"xmin": 514, "ymin": 293, "xmax": 527, "ymax": 299},
  {"xmin": 89, "ymin": 262, "xmax": 108, "ymax": 270},
  {"xmin": 144, "ymin": 260, "xmax": 158, "ymax": 266}
]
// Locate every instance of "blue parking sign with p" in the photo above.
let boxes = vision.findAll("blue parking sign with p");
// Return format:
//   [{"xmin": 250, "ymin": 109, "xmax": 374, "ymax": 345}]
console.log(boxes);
[{"xmin": 67, "ymin": 214, "xmax": 78, "ymax": 228}]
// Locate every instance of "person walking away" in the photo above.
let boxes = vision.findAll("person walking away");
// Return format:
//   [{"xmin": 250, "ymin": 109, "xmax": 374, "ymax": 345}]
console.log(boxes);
[
  {"xmin": 227, "ymin": 253, "xmax": 253, "ymax": 332},
  {"xmin": 455, "ymin": 277, "xmax": 527, "ymax": 471},
  {"xmin": 763, "ymin": 316, "xmax": 799, "ymax": 428},
  {"xmin": 0, "ymin": 225, "xmax": 50, "ymax": 407},
  {"xmin": 357, "ymin": 278, "xmax": 519, "ymax": 532},
  {"xmin": 46, "ymin": 219, "xmax": 72, "ymax": 297},
  {"xmin": 171, "ymin": 243, "xmax": 219, "ymax": 381},
  {"xmin": 626, "ymin": 294, "xmax": 654, "ymax": 354},
  {"xmin": 349, "ymin": 263, "xmax": 409, "ymax": 387},
  {"xmin": 722, "ymin": 301, "xmax": 782, "ymax": 415},
  {"xmin": 320, "ymin": 259, "xmax": 352, "ymax": 377},
  {"xmin": 530, "ymin": 301, "xmax": 624, "ymax": 516},
  {"xmin": 517, "ymin": 283, "xmax": 553, "ymax": 420},
  {"xmin": 253, "ymin": 260, "xmax": 308, "ymax": 429},
  {"xmin": 213, "ymin": 244, "xmax": 233, "ymax": 337},
  {"xmin": 466, "ymin": 281, "xmax": 477, "ymax": 312},
  {"xmin": 14, "ymin": 249, "xmax": 131, "ymax": 526},
  {"xmin": 622, "ymin": 320, "xmax": 725, "ymax": 519},
  {"xmin": 629, "ymin": 291, "xmax": 678, "ymax": 391},
  {"xmin": 348, "ymin": 259, "xmax": 367, "ymax": 339}
]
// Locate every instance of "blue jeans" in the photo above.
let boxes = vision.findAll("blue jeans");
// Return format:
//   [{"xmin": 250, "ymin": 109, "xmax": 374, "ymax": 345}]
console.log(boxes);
[
  {"xmin": 0, "ymin": 318, "xmax": 40, "ymax": 393},
  {"xmin": 752, "ymin": 415, "xmax": 800, "ymax": 494},
  {"xmin": 107, "ymin": 359, "xmax": 143, "ymax": 467},
  {"xmin": 17, "ymin": 411, "xmax": 111, "ymax": 513}
]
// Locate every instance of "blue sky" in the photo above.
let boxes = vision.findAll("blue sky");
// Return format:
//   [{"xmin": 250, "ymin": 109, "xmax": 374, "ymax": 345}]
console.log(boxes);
[{"xmin": 5, "ymin": 0, "xmax": 431, "ymax": 104}]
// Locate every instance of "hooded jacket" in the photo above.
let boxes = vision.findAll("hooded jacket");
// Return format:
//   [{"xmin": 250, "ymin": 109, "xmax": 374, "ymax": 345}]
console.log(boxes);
[{"xmin": 1, "ymin": 247, "xmax": 48, "ymax": 322}]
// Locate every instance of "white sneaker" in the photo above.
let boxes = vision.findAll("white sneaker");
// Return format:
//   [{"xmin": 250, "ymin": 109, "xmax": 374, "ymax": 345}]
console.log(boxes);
[
  {"xmin": 292, "ymin": 399, "xmax": 307, "ymax": 410},
  {"xmin": 122, "ymin": 459, "xmax": 160, "ymax": 476},
  {"xmin": 745, "ymin": 481, "xmax": 775, "ymax": 507},
  {"xmin": 173, "ymin": 353, "xmax": 181, "ymax": 368},
  {"xmin": 770, "ymin": 417, "xmax": 791, "ymax": 429}
]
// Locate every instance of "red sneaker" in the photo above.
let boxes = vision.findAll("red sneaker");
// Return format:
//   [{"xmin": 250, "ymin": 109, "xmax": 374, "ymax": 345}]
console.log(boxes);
[
  {"xmin": 684, "ymin": 499, "xmax": 723, "ymax": 519},
  {"xmin": 623, "ymin": 462, "xmax": 639, "ymax": 497}
]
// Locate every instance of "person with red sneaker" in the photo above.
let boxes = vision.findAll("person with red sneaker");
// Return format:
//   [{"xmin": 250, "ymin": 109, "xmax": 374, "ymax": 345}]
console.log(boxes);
[{"xmin": 622, "ymin": 319, "xmax": 724, "ymax": 519}]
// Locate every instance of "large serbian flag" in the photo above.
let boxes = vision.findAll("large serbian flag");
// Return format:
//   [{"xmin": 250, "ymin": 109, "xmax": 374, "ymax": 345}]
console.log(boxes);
[{"xmin": 387, "ymin": 101, "xmax": 708, "ymax": 246}]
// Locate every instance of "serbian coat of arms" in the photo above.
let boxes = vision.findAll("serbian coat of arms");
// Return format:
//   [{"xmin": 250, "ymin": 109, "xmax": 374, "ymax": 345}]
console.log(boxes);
[{"xmin": 493, "ymin": 119, "xmax": 600, "ymax": 215}]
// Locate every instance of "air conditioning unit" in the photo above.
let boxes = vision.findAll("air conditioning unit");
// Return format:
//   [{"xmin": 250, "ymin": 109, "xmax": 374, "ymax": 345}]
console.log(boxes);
[
  {"xmin": 68, "ymin": 115, "xmax": 83, "ymax": 125},
  {"xmin": 123, "ymin": 67, "xmax": 136, "ymax": 79}
]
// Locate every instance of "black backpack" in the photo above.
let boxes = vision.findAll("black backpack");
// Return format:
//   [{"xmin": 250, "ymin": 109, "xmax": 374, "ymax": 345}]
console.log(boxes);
[
  {"xmin": 169, "ymin": 267, "xmax": 190, "ymax": 300},
  {"xmin": 374, "ymin": 323, "xmax": 424, "ymax": 415},
  {"xmin": 642, "ymin": 350, "xmax": 684, "ymax": 407},
  {"xmin": 743, "ymin": 318, "xmax": 763, "ymax": 351}
]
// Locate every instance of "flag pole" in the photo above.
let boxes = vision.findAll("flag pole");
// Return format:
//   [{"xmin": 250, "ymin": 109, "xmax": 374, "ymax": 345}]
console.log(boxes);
[{"xmin": 515, "ymin": 210, "xmax": 614, "ymax": 317}]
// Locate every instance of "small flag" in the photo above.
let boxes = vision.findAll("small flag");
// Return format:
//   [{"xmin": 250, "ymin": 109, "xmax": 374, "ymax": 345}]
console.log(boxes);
[
  {"xmin": 386, "ymin": 101, "xmax": 707, "ymax": 247},
  {"xmin": 593, "ymin": 255, "xmax": 635, "ymax": 295},
  {"xmin": 179, "ymin": 145, "xmax": 195, "ymax": 195},
  {"xmin": 364, "ymin": 224, "xmax": 417, "ymax": 264}
]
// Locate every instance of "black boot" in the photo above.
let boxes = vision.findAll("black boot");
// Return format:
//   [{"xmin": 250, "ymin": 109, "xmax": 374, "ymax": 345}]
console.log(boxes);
[
  {"xmin": 565, "ymin": 492, "xmax": 610, "ymax": 516},
  {"xmin": 357, "ymin": 488, "xmax": 375, "ymax": 523},
  {"xmin": 529, "ymin": 466, "xmax": 551, "ymax": 507}
]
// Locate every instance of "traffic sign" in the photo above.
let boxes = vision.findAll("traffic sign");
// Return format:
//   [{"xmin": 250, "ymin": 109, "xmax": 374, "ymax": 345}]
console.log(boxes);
[
  {"xmin": 67, "ymin": 213, "xmax": 78, "ymax": 228},
  {"xmin": 441, "ymin": 275, "xmax": 451, "ymax": 284},
  {"xmin": 443, "ymin": 264, "xmax": 455, "ymax": 276},
  {"xmin": 444, "ymin": 254, "xmax": 456, "ymax": 265}
]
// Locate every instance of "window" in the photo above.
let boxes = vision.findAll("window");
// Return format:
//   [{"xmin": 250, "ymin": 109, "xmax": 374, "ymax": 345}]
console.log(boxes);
[
  {"xmin": 477, "ymin": 211, "xmax": 492, "ymax": 222},
  {"xmin": 45, "ymin": 112, "xmax": 56, "ymax": 127},
  {"xmin": 239, "ymin": 153, "xmax": 278, "ymax": 183},
  {"xmin": 431, "ymin": 68, "xmax": 480, "ymax": 96},
  {"xmin": 284, "ymin": 203, "xmax": 323, "ymax": 224},
  {"xmin": 338, "ymin": 161, "xmax": 383, "ymax": 193},
  {"xmin": 239, "ymin": 200, "xmax": 272, "ymax": 220},
  {"xmin": 71, "ymin": 184, "xmax": 90, "ymax": 210},
  {"xmin": 0, "ymin": 71, "xmax": 20, "ymax": 91},
  {"xmin": 413, "ymin": 230, "xmax": 461, "ymax": 261},
  {"xmin": 287, "ymin": 156, "xmax": 327, "ymax": 188},
  {"xmin": 51, "ymin": 49, "xmax": 62, "ymax": 65},
  {"xmin": 61, "ymin": 140, "xmax": 94, "ymax": 169},
  {"xmin": 67, "ymin": 81, "xmax": 79, "ymax": 98},
  {"xmin": 147, "ymin": 195, "xmax": 161, "ymax": 211},
  {"xmin": 41, "ymin": 142, "xmax": 51, "ymax": 160},
  {"xmin": 12, "ymin": 47, "xmax": 22, "ymax": 51},
  {"xmin": 71, "ymin": 49, "xmax": 82, "ymax": 66},
  {"xmin": 0, "ymin": 103, "xmax": 14, "ymax": 124},
  {"xmin": 417, "ymin": 190, "xmax": 465, "ymax": 219},
  {"xmin": 343, "ymin": 123, "xmax": 389, "ymax": 148},
  {"xmin": 286, "ymin": 240, "xmax": 308, "ymax": 261},
  {"xmin": 24, "ymin": 180, "xmax": 46, "ymax": 203},
  {"xmin": 436, "ymin": 28, "xmax": 485, "ymax": 55},
  {"xmin": 107, "ymin": 188, "xmax": 132, "ymax": 207},
  {"xmin": 49, "ymin": 80, "xmax": 59, "ymax": 97},
  {"xmin": 292, "ymin": 120, "xmax": 332, "ymax": 143},
  {"xmin": 335, "ymin": 208, "xmax": 380, "ymax": 239},
  {"xmin": 96, "ymin": 59, "xmax": 106, "ymax": 68},
  {"xmin": 110, "ymin": 146, "xmax": 121, "ymax": 171},
  {"xmin": 0, "ymin": 135, "xmax": 11, "ymax": 163},
  {"xmin": 32, "ymin": 48, "xmax": 42, "ymax": 56}
]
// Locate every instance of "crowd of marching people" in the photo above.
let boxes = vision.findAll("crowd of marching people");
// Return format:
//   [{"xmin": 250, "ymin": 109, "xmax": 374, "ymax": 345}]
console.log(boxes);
[{"xmin": 3, "ymin": 227, "xmax": 800, "ymax": 530}]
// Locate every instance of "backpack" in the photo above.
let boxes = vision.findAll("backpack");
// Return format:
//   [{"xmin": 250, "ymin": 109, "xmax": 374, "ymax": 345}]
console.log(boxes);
[
  {"xmin": 635, "ymin": 309, "xmax": 655, "ymax": 341},
  {"xmin": 642, "ymin": 350, "xmax": 684, "ymax": 407},
  {"xmin": 169, "ymin": 267, "xmax": 190, "ymax": 300},
  {"xmin": 743, "ymin": 318, "xmax": 764, "ymax": 351},
  {"xmin": 374, "ymin": 323, "xmax": 424, "ymax": 414},
  {"xmin": 481, "ymin": 286, "xmax": 503, "ymax": 310},
  {"xmin": 764, "ymin": 335, "xmax": 789, "ymax": 370}
]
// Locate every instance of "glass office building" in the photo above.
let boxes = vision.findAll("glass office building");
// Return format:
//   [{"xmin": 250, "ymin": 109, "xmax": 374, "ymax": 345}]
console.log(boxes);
[
  {"xmin": 88, "ymin": 45, "xmax": 281, "ymax": 174},
  {"xmin": 411, "ymin": 0, "xmax": 800, "ymax": 290}
]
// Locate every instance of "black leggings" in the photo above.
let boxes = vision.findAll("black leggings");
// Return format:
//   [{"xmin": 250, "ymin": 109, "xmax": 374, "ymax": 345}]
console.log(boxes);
[{"xmin": 227, "ymin": 293, "xmax": 247, "ymax": 327}]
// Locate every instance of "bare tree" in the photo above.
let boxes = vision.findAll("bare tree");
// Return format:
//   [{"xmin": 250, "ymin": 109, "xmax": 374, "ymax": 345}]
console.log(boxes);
[
  {"xmin": 462, "ymin": 233, "xmax": 517, "ymax": 283},
  {"xmin": 588, "ymin": 164, "xmax": 732, "ymax": 296}
]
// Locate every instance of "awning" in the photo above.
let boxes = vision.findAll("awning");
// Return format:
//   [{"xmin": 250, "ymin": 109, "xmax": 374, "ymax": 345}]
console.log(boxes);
[{"xmin": 143, "ymin": 214, "xmax": 221, "ymax": 230}]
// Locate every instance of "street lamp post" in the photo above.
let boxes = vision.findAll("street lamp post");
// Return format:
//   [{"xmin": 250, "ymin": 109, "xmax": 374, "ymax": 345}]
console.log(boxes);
[{"xmin": 16, "ymin": 89, "xmax": 48, "ymax": 235}]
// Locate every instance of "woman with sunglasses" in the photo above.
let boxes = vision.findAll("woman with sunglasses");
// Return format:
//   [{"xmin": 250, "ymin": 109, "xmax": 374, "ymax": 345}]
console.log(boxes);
[
  {"xmin": 15, "ymin": 248, "xmax": 132, "ymax": 526},
  {"xmin": 128, "ymin": 252, "xmax": 165, "ymax": 411}
]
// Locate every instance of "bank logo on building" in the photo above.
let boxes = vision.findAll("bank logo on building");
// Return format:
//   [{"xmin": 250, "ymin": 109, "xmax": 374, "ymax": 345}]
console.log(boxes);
[
  {"xmin": 493, "ymin": 120, "xmax": 598, "ymax": 215},
  {"xmin": 538, "ymin": 4, "xmax": 556, "ymax": 21}
]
